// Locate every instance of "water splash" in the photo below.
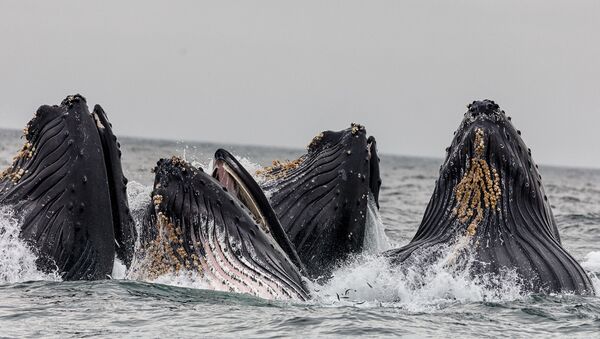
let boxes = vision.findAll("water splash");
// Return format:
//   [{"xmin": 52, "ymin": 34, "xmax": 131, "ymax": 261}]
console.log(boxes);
[
  {"xmin": 581, "ymin": 251, "xmax": 600, "ymax": 273},
  {"xmin": 582, "ymin": 251, "xmax": 600, "ymax": 292},
  {"xmin": 111, "ymin": 258, "xmax": 127, "ymax": 280},
  {"xmin": 364, "ymin": 193, "xmax": 391, "ymax": 253},
  {"xmin": 0, "ymin": 207, "xmax": 60, "ymax": 283},
  {"xmin": 126, "ymin": 180, "xmax": 153, "ymax": 248},
  {"xmin": 124, "ymin": 159, "xmax": 527, "ymax": 307},
  {"xmin": 315, "ymin": 239, "xmax": 525, "ymax": 311},
  {"xmin": 149, "ymin": 271, "xmax": 211, "ymax": 290}
]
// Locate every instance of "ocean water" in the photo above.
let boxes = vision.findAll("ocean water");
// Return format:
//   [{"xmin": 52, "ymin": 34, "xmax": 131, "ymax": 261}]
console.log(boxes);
[{"xmin": 0, "ymin": 128, "xmax": 599, "ymax": 338}]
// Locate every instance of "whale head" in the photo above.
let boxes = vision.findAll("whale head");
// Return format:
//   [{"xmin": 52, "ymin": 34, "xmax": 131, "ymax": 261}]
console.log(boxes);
[
  {"xmin": 137, "ymin": 157, "xmax": 309, "ymax": 300},
  {"xmin": 386, "ymin": 100, "xmax": 594, "ymax": 295},
  {"xmin": 258, "ymin": 123, "xmax": 381, "ymax": 279}
]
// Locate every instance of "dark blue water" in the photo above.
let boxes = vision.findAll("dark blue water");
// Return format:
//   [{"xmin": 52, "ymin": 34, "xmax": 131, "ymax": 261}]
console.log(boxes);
[{"xmin": 1, "ymin": 129, "xmax": 599, "ymax": 338}]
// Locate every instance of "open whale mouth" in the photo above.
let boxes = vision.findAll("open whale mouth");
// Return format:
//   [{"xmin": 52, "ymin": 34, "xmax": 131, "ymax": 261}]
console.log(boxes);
[
  {"xmin": 212, "ymin": 153, "xmax": 268, "ymax": 234},
  {"xmin": 138, "ymin": 157, "xmax": 309, "ymax": 300},
  {"xmin": 211, "ymin": 149, "xmax": 306, "ymax": 274}
]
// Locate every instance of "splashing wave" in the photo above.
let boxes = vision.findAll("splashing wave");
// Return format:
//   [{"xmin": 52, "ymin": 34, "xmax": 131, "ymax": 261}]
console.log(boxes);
[{"xmin": 0, "ymin": 207, "xmax": 60, "ymax": 283}]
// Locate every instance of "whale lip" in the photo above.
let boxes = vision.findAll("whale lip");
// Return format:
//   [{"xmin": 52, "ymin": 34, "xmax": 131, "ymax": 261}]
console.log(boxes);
[
  {"xmin": 211, "ymin": 149, "xmax": 306, "ymax": 274},
  {"xmin": 366, "ymin": 135, "xmax": 381, "ymax": 208},
  {"xmin": 91, "ymin": 104, "xmax": 136, "ymax": 268}
]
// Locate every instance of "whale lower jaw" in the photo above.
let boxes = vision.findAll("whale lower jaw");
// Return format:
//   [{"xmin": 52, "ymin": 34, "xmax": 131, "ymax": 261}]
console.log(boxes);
[
  {"xmin": 136, "ymin": 211, "xmax": 307, "ymax": 300},
  {"xmin": 136, "ymin": 157, "xmax": 310, "ymax": 301}
]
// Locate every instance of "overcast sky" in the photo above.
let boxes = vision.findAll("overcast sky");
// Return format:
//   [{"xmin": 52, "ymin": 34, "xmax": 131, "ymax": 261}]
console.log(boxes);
[{"xmin": 1, "ymin": 1, "xmax": 599, "ymax": 168}]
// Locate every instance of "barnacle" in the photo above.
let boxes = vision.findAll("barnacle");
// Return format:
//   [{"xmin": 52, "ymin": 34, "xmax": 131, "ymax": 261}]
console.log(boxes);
[
  {"xmin": 256, "ymin": 158, "xmax": 304, "ymax": 180},
  {"xmin": 452, "ymin": 128, "xmax": 502, "ymax": 237},
  {"xmin": 350, "ymin": 122, "xmax": 364, "ymax": 135},
  {"xmin": 138, "ymin": 212, "xmax": 201, "ymax": 279},
  {"xmin": 306, "ymin": 132, "xmax": 324, "ymax": 151},
  {"xmin": 0, "ymin": 134, "xmax": 36, "ymax": 184}
]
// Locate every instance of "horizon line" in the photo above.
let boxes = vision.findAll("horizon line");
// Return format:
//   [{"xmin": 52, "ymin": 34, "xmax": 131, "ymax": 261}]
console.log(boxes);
[{"xmin": 1, "ymin": 126, "xmax": 598, "ymax": 171}]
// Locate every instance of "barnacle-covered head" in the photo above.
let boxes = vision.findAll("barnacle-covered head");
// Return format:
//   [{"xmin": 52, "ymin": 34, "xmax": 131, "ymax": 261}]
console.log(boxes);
[
  {"xmin": 386, "ymin": 100, "xmax": 595, "ymax": 295},
  {"xmin": 433, "ymin": 99, "xmax": 557, "ymax": 241},
  {"xmin": 135, "ymin": 157, "xmax": 309, "ymax": 300}
]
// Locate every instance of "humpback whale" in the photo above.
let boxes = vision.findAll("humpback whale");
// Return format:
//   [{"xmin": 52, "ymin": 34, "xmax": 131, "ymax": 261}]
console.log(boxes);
[
  {"xmin": 0, "ymin": 95, "xmax": 136, "ymax": 280},
  {"xmin": 386, "ymin": 100, "xmax": 595, "ymax": 295},
  {"xmin": 136, "ymin": 156, "xmax": 309, "ymax": 300},
  {"xmin": 258, "ymin": 123, "xmax": 381, "ymax": 279}
]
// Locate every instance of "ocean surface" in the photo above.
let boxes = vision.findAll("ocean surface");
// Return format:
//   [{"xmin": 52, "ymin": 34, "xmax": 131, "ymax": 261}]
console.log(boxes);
[{"xmin": 0, "ymin": 128, "xmax": 599, "ymax": 338}]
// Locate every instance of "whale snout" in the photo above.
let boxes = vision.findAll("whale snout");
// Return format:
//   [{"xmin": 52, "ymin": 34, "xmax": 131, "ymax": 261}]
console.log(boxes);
[{"xmin": 467, "ymin": 99, "xmax": 500, "ymax": 117}]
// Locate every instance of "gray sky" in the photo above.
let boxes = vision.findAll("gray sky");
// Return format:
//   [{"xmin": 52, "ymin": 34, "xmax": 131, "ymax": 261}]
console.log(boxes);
[{"xmin": 1, "ymin": 1, "xmax": 599, "ymax": 168}]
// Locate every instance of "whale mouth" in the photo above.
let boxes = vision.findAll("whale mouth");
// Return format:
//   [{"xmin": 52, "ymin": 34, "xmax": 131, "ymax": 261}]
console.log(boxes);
[
  {"xmin": 139, "ymin": 157, "xmax": 309, "ymax": 300},
  {"xmin": 212, "ymin": 157, "xmax": 268, "ymax": 233},
  {"xmin": 211, "ymin": 149, "xmax": 306, "ymax": 274}
]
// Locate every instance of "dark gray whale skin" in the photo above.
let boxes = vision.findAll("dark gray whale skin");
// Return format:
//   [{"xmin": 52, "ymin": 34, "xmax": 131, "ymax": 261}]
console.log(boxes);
[
  {"xmin": 0, "ymin": 95, "xmax": 136, "ymax": 280},
  {"xmin": 259, "ymin": 124, "xmax": 381, "ymax": 280},
  {"xmin": 386, "ymin": 100, "xmax": 594, "ymax": 295},
  {"xmin": 138, "ymin": 157, "xmax": 309, "ymax": 300}
]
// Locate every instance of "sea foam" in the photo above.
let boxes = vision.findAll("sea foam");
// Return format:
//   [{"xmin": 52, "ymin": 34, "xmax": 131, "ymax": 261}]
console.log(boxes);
[{"xmin": 0, "ymin": 207, "xmax": 60, "ymax": 283}]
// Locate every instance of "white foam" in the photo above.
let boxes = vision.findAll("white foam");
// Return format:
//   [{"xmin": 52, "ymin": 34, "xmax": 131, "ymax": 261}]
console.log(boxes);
[
  {"xmin": 147, "ymin": 271, "xmax": 211, "ymax": 290},
  {"xmin": 126, "ymin": 180, "xmax": 153, "ymax": 249},
  {"xmin": 127, "ymin": 181, "xmax": 153, "ymax": 214},
  {"xmin": 314, "ymin": 241, "xmax": 525, "ymax": 311},
  {"xmin": 0, "ymin": 207, "xmax": 60, "ymax": 283},
  {"xmin": 591, "ymin": 274, "xmax": 600, "ymax": 293},
  {"xmin": 581, "ymin": 251, "xmax": 600, "ymax": 292},
  {"xmin": 581, "ymin": 251, "xmax": 600, "ymax": 273},
  {"xmin": 111, "ymin": 258, "xmax": 127, "ymax": 280}
]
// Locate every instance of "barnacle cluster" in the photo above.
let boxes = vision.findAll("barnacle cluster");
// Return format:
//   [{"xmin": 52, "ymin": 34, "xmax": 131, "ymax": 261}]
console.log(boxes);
[
  {"xmin": 2, "ymin": 168, "xmax": 26, "ymax": 183},
  {"xmin": 139, "ymin": 211, "xmax": 201, "ymax": 280},
  {"xmin": 153, "ymin": 194, "xmax": 163, "ymax": 207},
  {"xmin": 14, "ymin": 141, "xmax": 35, "ymax": 161},
  {"xmin": 169, "ymin": 155, "xmax": 186, "ymax": 167},
  {"xmin": 306, "ymin": 132, "xmax": 324, "ymax": 151},
  {"xmin": 256, "ymin": 158, "xmax": 304, "ymax": 180},
  {"xmin": 0, "ymin": 139, "xmax": 34, "ymax": 183},
  {"xmin": 351, "ymin": 122, "xmax": 364, "ymax": 135},
  {"xmin": 452, "ymin": 128, "xmax": 501, "ymax": 236}
]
